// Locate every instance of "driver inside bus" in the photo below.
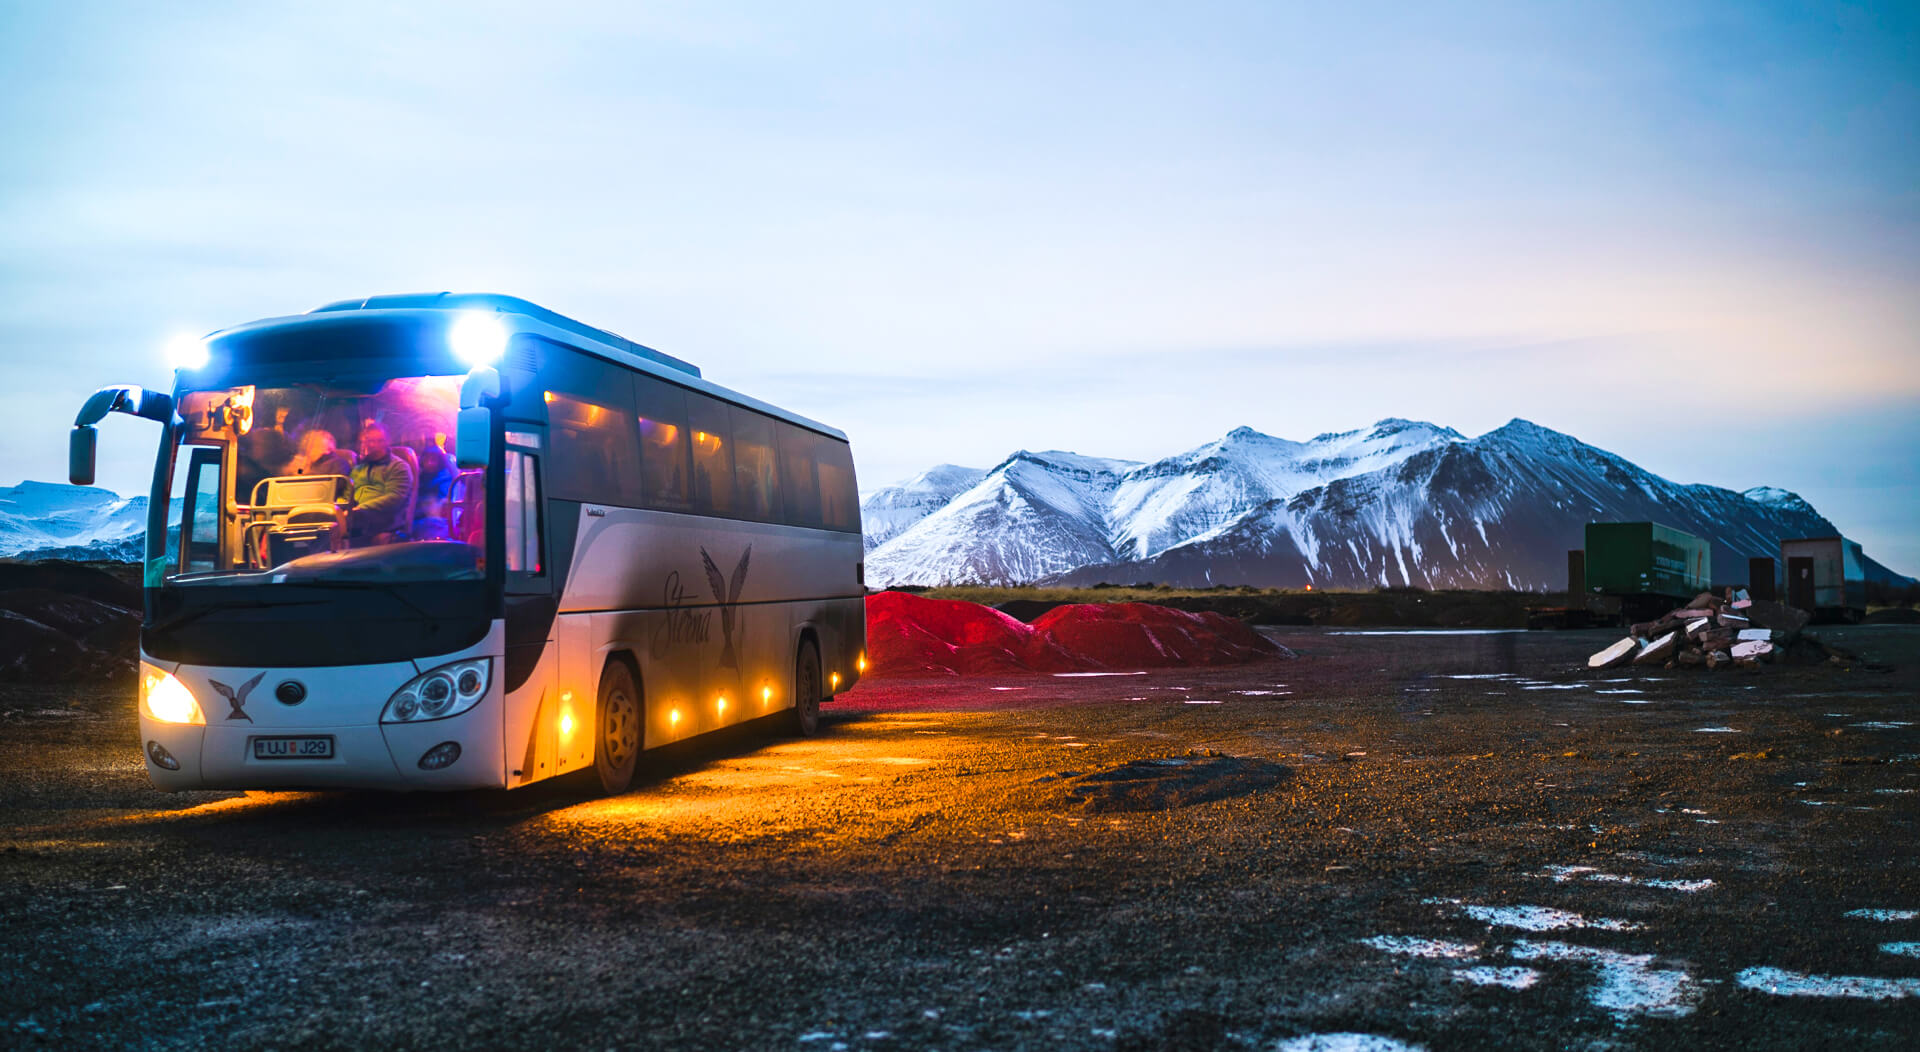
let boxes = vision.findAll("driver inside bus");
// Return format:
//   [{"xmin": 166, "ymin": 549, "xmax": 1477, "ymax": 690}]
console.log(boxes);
[{"xmin": 347, "ymin": 422, "xmax": 416, "ymax": 545}]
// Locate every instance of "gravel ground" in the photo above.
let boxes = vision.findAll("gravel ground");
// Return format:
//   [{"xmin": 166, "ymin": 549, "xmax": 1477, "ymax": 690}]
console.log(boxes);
[{"xmin": 2, "ymin": 626, "xmax": 1917, "ymax": 1051}]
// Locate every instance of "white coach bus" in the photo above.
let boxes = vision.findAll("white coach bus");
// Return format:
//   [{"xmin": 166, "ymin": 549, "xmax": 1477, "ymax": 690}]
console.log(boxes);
[{"xmin": 68, "ymin": 293, "xmax": 866, "ymax": 795}]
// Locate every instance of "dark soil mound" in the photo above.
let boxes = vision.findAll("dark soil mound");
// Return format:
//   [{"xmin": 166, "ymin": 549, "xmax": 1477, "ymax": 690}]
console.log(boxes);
[
  {"xmin": 1046, "ymin": 753, "xmax": 1293, "ymax": 812},
  {"xmin": 0, "ymin": 588, "xmax": 137, "ymax": 639},
  {"xmin": 867, "ymin": 592, "xmax": 1287, "ymax": 677},
  {"xmin": 0, "ymin": 561, "xmax": 140, "ymax": 609},
  {"xmin": 0, "ymin": 610, "xmax": 135, "ymax": 683}
]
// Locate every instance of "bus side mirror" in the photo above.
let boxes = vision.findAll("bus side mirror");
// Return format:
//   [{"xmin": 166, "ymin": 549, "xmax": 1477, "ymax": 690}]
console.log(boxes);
[
  {"xmin": 69, "ymin": 426, "xmax": 98, "ymax": 486},
  {"xmin": 456, "ymin": 407, "xmax": 490, "ymax": 470}
]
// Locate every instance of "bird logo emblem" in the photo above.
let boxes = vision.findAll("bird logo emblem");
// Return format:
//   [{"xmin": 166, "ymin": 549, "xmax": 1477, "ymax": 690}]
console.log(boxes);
[
  {"xmin": 208, "ymin": 671, "xmax": 266, "ymax": 723},
  {"xmin": 700, "ymin": 545, "xmax": 751, "ymax": 671}
]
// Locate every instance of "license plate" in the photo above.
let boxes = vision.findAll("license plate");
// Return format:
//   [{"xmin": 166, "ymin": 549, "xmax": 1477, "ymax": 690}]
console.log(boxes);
[{"xmin": 252, "ymin": 736, "xmax": 334, "ymax": 760}]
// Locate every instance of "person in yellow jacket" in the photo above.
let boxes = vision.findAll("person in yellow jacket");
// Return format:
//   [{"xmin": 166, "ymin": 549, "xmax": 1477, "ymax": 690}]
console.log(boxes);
[{"xmin": 347, "ymin": 423, "xmax": 416, "ymax": 544}]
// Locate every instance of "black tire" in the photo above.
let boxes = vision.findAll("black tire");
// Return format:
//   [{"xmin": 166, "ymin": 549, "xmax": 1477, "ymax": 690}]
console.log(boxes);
[
  {"xmin": 593, "ymin": 660, "xmax": 642, "ymax": 795},
  {"xmin": 791, "ymin": 639, "xmax": 823, "ymax": 737}
]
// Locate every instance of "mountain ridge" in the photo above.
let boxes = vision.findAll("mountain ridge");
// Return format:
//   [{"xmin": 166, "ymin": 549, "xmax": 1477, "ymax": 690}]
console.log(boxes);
[{"xmin": 862, "ymin": 418, "xmax": 1912, "ymax": 591}]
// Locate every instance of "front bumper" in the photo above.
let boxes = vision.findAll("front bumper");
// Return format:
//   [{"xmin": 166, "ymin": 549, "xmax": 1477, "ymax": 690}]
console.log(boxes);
[{"xmin": 141, "ymin": 707, "xmax": 505, "ymax": 791}]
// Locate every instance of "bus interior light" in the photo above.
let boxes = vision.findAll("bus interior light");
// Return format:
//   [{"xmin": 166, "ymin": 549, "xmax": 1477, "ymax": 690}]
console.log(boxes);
[
  {"xmin": 449, "ymin": 312, "xmax": 509, "ymax": 366},
  {"xmin": 141, "ymin": 666, "xmax": 204, "ymax": 725}
]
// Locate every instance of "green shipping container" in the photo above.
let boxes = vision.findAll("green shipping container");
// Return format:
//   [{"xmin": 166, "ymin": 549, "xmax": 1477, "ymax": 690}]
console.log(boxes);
[{"xmin": 1584, "ymin": 522, "xmax": 1711, "ymax": 599}]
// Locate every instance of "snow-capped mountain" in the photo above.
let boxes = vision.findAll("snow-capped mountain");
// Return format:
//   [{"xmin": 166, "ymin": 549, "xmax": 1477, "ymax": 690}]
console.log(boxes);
[
  {"xmin": 863, "ymin": 418, "xmax": 1911, "ymax": 591},
  {"xmin": 0, "ymin": 481, "xmax": 151, "ymax": 562},
  {"xmin": 870, "ymin": 451, "xmax": 1143, "ymax": 585},
  {"xmin": 862, "ymin": 464, "xmax": 989, "ymax": 551}
]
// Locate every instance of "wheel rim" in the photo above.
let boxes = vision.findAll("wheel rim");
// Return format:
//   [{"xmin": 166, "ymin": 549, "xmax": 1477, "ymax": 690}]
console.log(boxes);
[{"xmin": 602, "ymin": 685, "xmax": 638, "ymax": 768}]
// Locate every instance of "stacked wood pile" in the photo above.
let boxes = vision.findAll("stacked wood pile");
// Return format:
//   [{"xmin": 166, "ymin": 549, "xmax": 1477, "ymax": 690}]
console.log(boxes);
[{"xmin": 1587, "ymin": 589, "xmax": 1826, "ymax": 671}]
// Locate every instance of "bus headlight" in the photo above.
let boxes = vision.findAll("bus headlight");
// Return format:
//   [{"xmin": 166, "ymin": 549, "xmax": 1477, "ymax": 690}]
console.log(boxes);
[
  {"xmin": 383, "ymin": 658, "xmax": 491, "ymax": 723},
  {"xmin": 141, "ymin": 664, "xmax": 204, "ymax": 725}
]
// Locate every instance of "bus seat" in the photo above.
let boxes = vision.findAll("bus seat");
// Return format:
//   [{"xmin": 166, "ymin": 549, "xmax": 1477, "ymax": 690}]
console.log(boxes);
[
  {"xmin": 392, "ymin": 445, "xmax": 422, "ymax": 539},
  {"xmin": 251, "ymin": 474, "xmax": 344, "ymax": 510}
]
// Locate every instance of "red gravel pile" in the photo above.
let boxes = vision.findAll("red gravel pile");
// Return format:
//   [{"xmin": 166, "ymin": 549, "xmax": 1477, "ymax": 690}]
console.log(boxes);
[{"xmin": 865, "ymin": 592, "xmax": 1282, "ymax": 677}]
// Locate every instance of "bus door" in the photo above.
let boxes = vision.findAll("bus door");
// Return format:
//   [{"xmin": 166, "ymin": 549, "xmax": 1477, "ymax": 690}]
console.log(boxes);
[{"xmin": 499, "ymin": 428, "xmax": 563, "ymax": 784}]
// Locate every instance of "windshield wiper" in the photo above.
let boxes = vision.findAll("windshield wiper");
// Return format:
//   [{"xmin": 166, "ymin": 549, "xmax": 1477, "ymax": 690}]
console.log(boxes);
[
  {"xmin": 148, "ymin": 599, "xmax": 324, "ymax": 635},
  {"xmin": 270, "ymin": 578, "xmax": 446, "ymax": 626}
]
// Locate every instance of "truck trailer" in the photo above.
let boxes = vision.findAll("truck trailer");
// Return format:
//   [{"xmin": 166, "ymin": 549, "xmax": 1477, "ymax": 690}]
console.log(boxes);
[{"xmin": 1582, "ymin": 521, "xmax": 1711, "ymax": 623}]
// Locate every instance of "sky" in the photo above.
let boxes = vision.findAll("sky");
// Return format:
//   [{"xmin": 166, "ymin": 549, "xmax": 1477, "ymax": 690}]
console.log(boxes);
[{"xmin": 2, "ymin": 1, "xmax": 1916, "ymax": 570}]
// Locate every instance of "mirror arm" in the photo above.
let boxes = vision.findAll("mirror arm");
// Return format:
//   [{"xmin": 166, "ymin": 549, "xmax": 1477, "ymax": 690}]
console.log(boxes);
[
  {"xmin": 459, "ymin": 366, "xmax": 504, "ymax": 410},
  {"xmin": 74, "ymin": 385, "xmax": 174, "ymax": 426}
]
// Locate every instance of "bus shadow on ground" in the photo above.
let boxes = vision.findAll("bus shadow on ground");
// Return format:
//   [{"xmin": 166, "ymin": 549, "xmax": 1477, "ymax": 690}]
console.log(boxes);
[{"xmin": 108, "ymin": 710, "xmax": 880, "ymax": 834}]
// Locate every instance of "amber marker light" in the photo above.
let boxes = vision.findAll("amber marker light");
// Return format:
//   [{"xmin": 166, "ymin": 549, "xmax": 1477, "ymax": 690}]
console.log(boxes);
[
  {"xmin": 141, "ymin": 665, "xmax": 204, "ymax": 725},
  {"xmin": 716, "ymin": 695, "xmax": 727, "ymax": 716},
  {"xmin": 762, "ymin": 684, "xmax": 773, "ymax": 706},
  {"xmin": 669, "ymin": 708, "xmax": 682, "ymax": 726},
  {"xmin": 856, "ymin": 653, "xmax": 867, "ymax": 673},
  {"xmin": 829, "ymin": 672, "xmax": 841, "ymax": 690}
]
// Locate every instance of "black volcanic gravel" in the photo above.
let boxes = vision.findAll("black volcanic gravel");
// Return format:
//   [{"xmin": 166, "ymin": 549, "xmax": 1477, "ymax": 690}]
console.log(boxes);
[{"xmin": 2, "ymin": 627, "xmax": 1917, "ymax": 1050}]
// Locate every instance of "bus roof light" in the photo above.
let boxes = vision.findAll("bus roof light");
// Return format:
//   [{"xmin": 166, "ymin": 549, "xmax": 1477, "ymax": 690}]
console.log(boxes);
[
  {"xmin": 166, "ymin": 334, "xmax": 209, "ymax": 371},
  {"xmin": 449, "ymin": 312, "xmax": 509, "ymax": 366}
]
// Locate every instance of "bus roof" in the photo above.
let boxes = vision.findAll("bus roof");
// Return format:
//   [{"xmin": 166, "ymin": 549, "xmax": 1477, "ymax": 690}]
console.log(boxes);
[
  {"xmin": 203, "ymin": 293, "xmax": 848, "ymax": 442},
  {"xmin": 311, "ymin": 292, "xmax": 703, "ymax": 377}
]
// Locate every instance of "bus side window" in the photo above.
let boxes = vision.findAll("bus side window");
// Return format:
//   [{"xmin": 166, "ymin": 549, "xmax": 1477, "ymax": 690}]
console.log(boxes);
[
  {"xmin": 504, "ymin": 450, "xmax": 544, "ymax": 576},
  {"xmin": 686, "ymin": 394, "xmax": 733, "ymax": 517},
  {"xmin": 776, "ymin": 423, "xmax": 823, "ymax": 529},
  {"xmin": 544, "ymin": 390, "xmax": 641, "ymax": 508},
  {"xmin": 634, "ymin": 378, "xmax": 692, "ymax": 512},
  {"xmin": 729, "ymin": 408, "xmax": 781, "ymax": 522},
  {"xmin": 179, "ymin": 446, "xmax": 225, "ymax": 573},
  {"xmin": 817, "ymin": 437, "xmax": 859, "ymax": 533}
]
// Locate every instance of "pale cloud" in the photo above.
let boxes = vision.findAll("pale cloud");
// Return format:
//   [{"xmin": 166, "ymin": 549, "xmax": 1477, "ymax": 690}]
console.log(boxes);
[{"xmin": 1, "ymin": 0, "xmax": 1914, "ymax": 568}]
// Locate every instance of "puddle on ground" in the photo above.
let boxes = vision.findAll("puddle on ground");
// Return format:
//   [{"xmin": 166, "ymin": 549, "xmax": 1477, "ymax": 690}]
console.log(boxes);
[
  {"xmin": 1273, "ymin": 1035, "xmax": 1425, "ymax": 1052},
  {"xmin": 1511, "ymin": 941, "xmax": 1701, "ymax": 1018},
  {"xmin": 1539, "ymin": 865, "xmax": 1715, "ymax": 893},
  {"xmin": 1736, "ymin": 966, "xmax": 1920, "ymax": 1000},
  {"xmin": 1426, "ymin": 899, "xmax": 1642, "ymax": 932},
  {"xmin": 1452, "ymin": 966, "xmax": 1540, "ymax": 989},
  {"xmin": 1043, "ymin": 754, "xmax": 1292, "ymax": 813},
  {"xmin": 1360, "ymin": 935, "xmax": 1479, "ymax": 959},
  {"xmin": 1846, "ymin": 908, "xmax": 1919, "ymax": 922}
]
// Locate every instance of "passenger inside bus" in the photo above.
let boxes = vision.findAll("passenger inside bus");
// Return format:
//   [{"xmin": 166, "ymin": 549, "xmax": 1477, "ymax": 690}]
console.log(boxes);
[
  {"xmin": 291, "ymin": 428, "xmax": 354, "ymax": 482},
  {"xmin": 236, "ymin": 401, "xmax": 296, "ymax": 499},
  {"xmin": 347, "ymin": 422, "xmax": 417, "ymax": 545}
]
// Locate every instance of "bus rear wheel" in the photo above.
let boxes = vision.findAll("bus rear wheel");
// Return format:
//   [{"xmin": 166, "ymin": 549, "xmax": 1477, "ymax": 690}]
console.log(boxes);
[
  {"xmin": 593, "ymin": 660, "xmax": 642, "ymax": 794},
  {"xmin": 791, "ymin": 640, "xmax": 823, "ymax": 737}
]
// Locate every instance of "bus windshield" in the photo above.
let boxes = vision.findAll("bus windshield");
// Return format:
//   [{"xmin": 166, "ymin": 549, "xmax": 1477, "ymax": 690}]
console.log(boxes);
[{"xmin": 160, "ymin": 375, "xmax": 488, "ymax": 586}]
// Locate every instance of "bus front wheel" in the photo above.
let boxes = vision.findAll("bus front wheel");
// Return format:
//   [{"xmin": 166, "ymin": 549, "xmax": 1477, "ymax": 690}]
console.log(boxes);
[
  {"xmin": 593, "ymin": 660, "xmax": 642, "ymax": 794},
  {"xmin": 791, "ymin": 640, "xmax": 823, "ymax": 737}
]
